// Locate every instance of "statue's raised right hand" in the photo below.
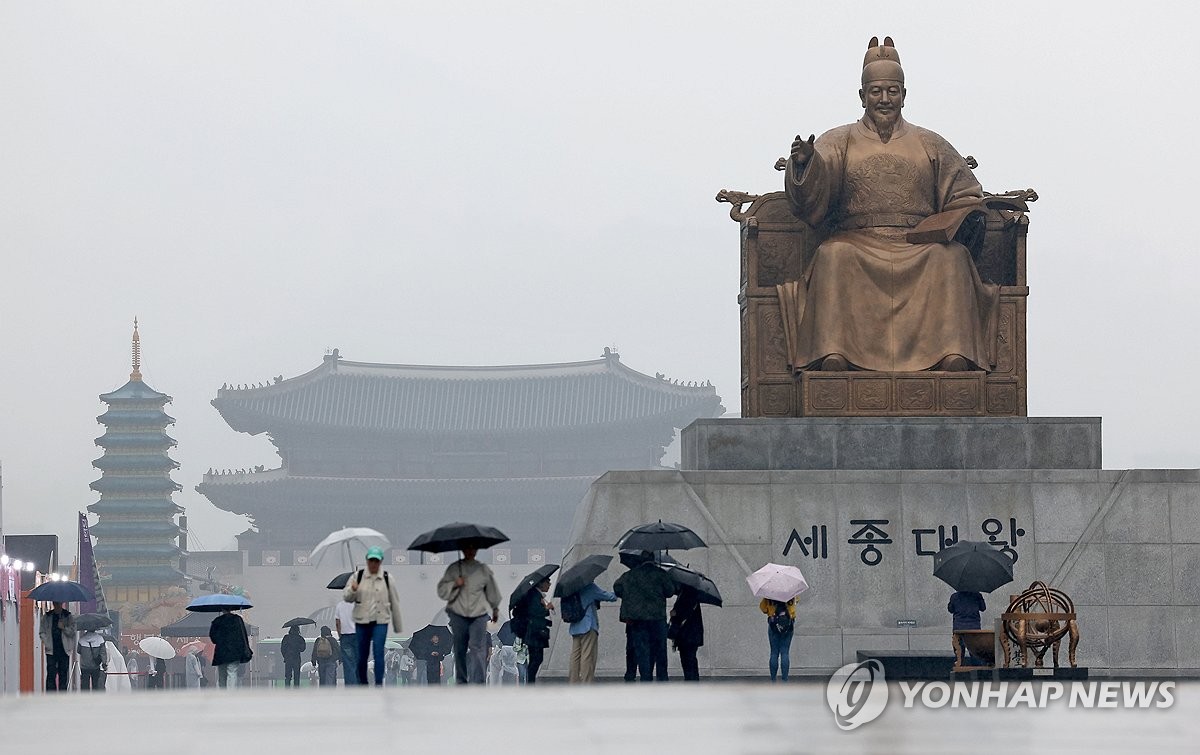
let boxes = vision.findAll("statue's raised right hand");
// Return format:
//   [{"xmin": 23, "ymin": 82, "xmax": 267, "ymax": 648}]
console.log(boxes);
[{"xmin": 790, "ymin": 134, "xmax": 816, "ymax": 169}]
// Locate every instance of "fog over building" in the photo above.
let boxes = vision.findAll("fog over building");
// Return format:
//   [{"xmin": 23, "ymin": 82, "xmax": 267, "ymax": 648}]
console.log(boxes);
[{"xmin": 197, "ymin": 348, "xmax": 723, "ymax": 565}]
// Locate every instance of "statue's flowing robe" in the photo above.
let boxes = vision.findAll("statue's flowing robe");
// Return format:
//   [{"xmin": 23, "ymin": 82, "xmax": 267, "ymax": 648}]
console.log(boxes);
[{"xmin": 784, "ymin": 118, "xmax": 999, "ymax": 372}]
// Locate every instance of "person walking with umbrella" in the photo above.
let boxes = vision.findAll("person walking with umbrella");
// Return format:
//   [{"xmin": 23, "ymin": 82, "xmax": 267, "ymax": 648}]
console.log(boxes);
[
  {"xmin": 77, "ymin": 626, "xmax": 109, "ymax": 691},
  {"xmin": 209, "ymin": 607, "xmax": 252, "ymax": 689},
  {"xmin": 343, "ymin": 546, "xmax": 403, "ymax": 686},
  {"xmin": 281, "ymin": 624, "xmax": 306, "ymax": 687},
  {"xmin": 436, "ymin": 547, "xmax": 501, "ymax": 685},
  {"xmin": 410, "ymin": 625, "xmax": 451, "ymax": 685},
  {"xmin": 39, "ymin": 602, "xmax": 76, "ymax": 692},
  {"xmin": 184, "ymin": 643, "xmax": 206, "ymax": 689}
]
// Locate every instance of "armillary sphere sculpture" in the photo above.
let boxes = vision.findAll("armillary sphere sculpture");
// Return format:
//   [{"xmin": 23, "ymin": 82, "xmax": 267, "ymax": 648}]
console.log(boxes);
[{"xmin": 999, "ymin": 581, "xmax": 1080, "ymax": 668}]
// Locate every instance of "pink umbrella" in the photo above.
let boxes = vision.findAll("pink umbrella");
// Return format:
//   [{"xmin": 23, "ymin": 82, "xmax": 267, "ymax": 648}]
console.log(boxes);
[{"xmin": 747, "ymin": 563, "xmax": 810, "ymax": 602}]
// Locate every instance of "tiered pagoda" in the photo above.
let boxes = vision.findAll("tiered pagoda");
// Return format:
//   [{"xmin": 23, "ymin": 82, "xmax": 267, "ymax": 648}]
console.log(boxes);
[
  {"xmin": 197, "ymin": 349, "xmax": 723, "ymax": 561},
  {"xmin": 88, "ymin": 320, "xmax": 185, "ymax": 603}
]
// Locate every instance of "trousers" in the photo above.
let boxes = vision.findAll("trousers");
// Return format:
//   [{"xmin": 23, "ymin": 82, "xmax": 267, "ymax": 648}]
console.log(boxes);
[
  {"xmin": 569, "ymin": 630, "xmax": 600, "ymax": 683},
  {"xmin": 356, "ymin": 622, "xmax": 388, "ymax": 686},
  {"xmin": 448, "ymin": 612, "xmax": 489, "ymax": 684}
]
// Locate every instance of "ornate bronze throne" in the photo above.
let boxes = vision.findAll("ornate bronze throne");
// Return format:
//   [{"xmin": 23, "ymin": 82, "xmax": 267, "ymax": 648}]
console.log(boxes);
[{"xmin": 718, "ymin": 177, "xmax": 1035, "ymax": 418}]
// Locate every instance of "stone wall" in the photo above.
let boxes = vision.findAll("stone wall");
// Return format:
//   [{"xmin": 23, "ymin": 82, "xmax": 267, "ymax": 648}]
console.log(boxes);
[{"xmin": 546, "ymin": 468, "xmax": 1200, "ymax": 678}]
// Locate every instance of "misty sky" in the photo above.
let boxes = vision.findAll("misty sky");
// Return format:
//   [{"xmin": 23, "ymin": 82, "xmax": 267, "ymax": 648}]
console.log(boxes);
[{"xmin": 2, "ymin": 2, "xmax": 1198, "ymax": 553}]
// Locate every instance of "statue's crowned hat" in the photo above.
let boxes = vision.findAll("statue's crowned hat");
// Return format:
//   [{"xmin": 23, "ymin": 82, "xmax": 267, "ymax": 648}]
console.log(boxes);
[{"xmin": 861, "ymin": 36, "xmax": 903, "ymax": 86}]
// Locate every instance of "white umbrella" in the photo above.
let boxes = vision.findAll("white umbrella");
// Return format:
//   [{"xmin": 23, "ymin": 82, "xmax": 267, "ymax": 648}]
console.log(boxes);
[
  {"xmin": 138, "ymin": 636, "xmax": 177, "ymax": 660},
  {"xmin": 747, "ymin": 563, "xmax": 810, "ymax": 603},
  {"xmin": 309, "ymin": 527, "xmax": 391, "ymax": 568}
]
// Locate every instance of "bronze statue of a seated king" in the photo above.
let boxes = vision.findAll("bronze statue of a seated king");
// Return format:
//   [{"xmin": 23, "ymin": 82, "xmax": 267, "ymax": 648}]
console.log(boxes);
[{"xmin": 784, "ymin": 37, "xmax": 997, "ymax": 373}]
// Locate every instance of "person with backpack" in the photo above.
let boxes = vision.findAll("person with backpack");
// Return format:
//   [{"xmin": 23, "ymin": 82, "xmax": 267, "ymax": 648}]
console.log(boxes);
[
  {"xmin": 760, "ymin": 597, "xmax": 796, "ymax": 682},
  {"xmin": 511, "ymin": 577, "xmax": 553, "ymax": 684},
  {"xmin": 563, "ymin": 580, "xmax": 616, "ymax": 683},
  {"xmin": 311, "ymin": 625, "xmax": 340, "ymax": 686},
  {"xmin": 281, "ymin": 625, "xmax": 306, "ymax": 687},
  {"xmin": 77, "ymin": 629, "xmax": 108, "ymax": 691},
  {"xmin": 668, "ymin": 586, "xmax": 704, "ymax": 682},
  {"xmin": 343, "ymin": 546, "xmax": 403, "ymax": 686}
]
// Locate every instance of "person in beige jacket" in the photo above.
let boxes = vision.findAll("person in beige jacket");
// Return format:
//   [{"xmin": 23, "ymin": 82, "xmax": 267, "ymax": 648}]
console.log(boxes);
[
  {"xmin": 436, "ymin": 547, "xmax": 500, "ymax": 684},
  {"xmin": 343, "ymin": 546, "xmax": 402, "ymax": 686}
]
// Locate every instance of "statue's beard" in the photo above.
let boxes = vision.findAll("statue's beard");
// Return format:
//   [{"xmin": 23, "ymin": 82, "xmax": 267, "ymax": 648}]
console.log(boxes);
[{"xmin": 868, "ymin": 108, "xmax": 901, "ymax": 141}]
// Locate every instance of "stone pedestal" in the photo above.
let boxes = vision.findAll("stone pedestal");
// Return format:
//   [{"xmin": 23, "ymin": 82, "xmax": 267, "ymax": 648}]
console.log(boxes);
[
  {"xmin": 682, "ymin": 417, "xmax": 1102, "ymax": 471},
  {"xmin": 548, "ymin": 421, "xmax": 1200, "ymax": 678}
]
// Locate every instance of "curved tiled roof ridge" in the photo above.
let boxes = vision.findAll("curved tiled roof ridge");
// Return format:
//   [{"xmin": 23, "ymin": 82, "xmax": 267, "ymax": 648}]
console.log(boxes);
[{"xmin": 211, "ymin": 350, "xmax": 723, "ymax": 434}]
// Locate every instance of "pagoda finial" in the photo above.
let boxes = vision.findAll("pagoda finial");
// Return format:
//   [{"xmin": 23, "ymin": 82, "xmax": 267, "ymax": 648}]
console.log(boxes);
[{"xmin": 130, "ymin": 317, "xmax": 142, "ymax": 381}]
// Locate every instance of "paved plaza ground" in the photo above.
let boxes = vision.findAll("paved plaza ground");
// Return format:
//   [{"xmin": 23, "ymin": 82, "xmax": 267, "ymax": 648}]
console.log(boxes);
[{"xmin": 2, "ymin": 681, "xmax": 1196, "ymax": 754}]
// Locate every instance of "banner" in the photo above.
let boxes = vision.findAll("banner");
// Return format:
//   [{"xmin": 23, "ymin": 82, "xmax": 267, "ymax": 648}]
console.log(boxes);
[{"xmin": 78, "ymin": 512, "xmax": 107, "ymax": 616}]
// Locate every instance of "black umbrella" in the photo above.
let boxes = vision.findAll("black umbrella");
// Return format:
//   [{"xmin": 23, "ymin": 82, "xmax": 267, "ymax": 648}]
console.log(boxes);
[
  {"xmin": 408, "ymin": 522, "xmax": 509, "ymax": 553},
  {"xmin": 160, "ymin": 611, "xmax": 215, "ymax": 638},
  {"xmin": 75, "ymin": 613, "xmax": 113, "ymax": 632},
  {"xmin": 508, "ymin": 564, "xmax": 559, "ymax": 611},
  {"xmin": 497, "ymin": 620, "xmax": 517, "ymax": 646},
  {"xmin": 933, "ymin": 540, "xmax": 1015, "ymax": 593},
  {"xmin": 617, "ymin": 549, "xmax": 677, "ymax": 569},
  {"xmin": 409, "ymin": 624, "xmax": 453, "ymax": 661},
  {"xmin": 326, "ymin": 572, "xmax": 354, "ymax": 590},
  {"xmin": 27, "ymin": 580, "xmax": 93, "ymax": 604},
  {"xmin": 283, "ymin": 617, "xmax": 316, "ymax": 629},
  {"xmin": 616, "ymin": 521, "xmax": 706, "ymax": 552},
  {"xmin": 661, "ymin": 564, "xmax": 722, "ymax": 606},
  {"xmin": 618, "ymin": 549, "xmax": 653, "ymax": 569},
  {"xmin": 553, "ymin": 554, "xmax": 614, "ymax": 598}
]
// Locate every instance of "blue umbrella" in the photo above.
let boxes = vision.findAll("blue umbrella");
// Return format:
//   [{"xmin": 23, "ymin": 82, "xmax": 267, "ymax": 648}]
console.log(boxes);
[
  {"xmin": 27, "ymin": 580, "xmax": 93, "ymax": 603},
  {"xmin": 186, "ymin": 593, "xmax": 253, "ymax": 612}
]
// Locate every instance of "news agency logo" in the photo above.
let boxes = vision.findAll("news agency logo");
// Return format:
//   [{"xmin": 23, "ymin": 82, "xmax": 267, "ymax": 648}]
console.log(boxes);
[
  {"xmin": 826, "ymin": 658, "xmax": 1178, "ymax": 732},
  {"xmin": 826, "ymin": 659, "xmax": 889, "ymax": 730}
]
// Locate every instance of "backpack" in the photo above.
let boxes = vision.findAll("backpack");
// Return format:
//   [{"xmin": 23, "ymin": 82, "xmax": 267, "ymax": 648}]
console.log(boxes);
[
  {"xmin": 79, "ymin": 643, "xmax": 106, "ymax": 670},
  {"xmin": 314, "ymin": 636, "xmax": 333, "ymax": 659},
  {"xmin": 769, "ymin": 600, "xmax": 794, "ymax": 634},
  {"xmin": 560, "ymin": 592, "xmax": 586, "ymax": 624}
]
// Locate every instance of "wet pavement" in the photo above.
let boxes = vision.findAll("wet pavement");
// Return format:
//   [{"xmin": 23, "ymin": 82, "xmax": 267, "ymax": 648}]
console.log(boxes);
[{"xmin": 1, "ymin": 681, "xmax": 1195, "ymax": 754}]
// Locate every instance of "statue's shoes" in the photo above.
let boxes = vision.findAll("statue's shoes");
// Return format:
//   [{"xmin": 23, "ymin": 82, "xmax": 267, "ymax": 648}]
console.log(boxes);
[
  {"xmin": 821, "ymin": 353, "xmax": 850, "ymax": 371},
  {"xmin": 937, "ymin": 355, "xmax": 970, "ymax": 371}
]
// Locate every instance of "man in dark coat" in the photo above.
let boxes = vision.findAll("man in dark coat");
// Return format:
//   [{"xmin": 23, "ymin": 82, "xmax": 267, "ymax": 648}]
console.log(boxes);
[
  {"xmin": 39, "ymin": 602, "xmax": 75, "ymax": 692},
  {"xmin": 614, "ymin": 561, "xmax": 677, "ymax": 682},
  {"xmin": 410, "ymin": 632, "xmax": 446, "ymax": 685},
  {"xmin": 514, "ymin": 578, "xmax": 553, "ymax": 684},
  {"xmin": 209, "ymin": 607, "xmax": 251, "ymax": 689},
  {"xmin": 668, "ymin": 587, "xmax": 704, "ymax": 682},
  {"xmin": 948, "ymin": 590, "xmax": 987, "ymax": 665},
  {"xmin": 280, "ymin": 625, "xmax": 306, "ymax": 687}
]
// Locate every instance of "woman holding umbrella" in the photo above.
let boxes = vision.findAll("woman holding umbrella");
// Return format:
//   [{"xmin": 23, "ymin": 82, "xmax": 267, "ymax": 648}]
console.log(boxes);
[
  {"xmin": 343, "ymin": 546, "xmax": 403, "ymax": 686},
  {"xmin": 747, "ymin": 564, "xmax": 809, "ymax": 683}
]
